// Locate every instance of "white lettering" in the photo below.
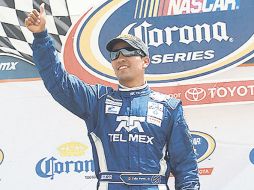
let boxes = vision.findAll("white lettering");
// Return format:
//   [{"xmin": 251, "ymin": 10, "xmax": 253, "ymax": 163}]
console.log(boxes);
[
  {"xmin": 162, "ymin": 53, "xmax": 174, "ymax": 63},
  {"xmin": 167, "ymin": 0, "xmax": 181, "ymax": 15},
  {"xmin": 108, "ymin": 134, "xmax": 154, "ymax": 144},
  {"xmin": 208, "ymin": 85, "xmax": 254, "ymax": 98},
  {"xmin": 148, "ymin": 28, "xmax": 163, "ymax": 47},
  {"xmin": 212, "ymin": 0, "xmax": 237, "ymax": 11},
  {"xmin": 202, "ymin": 0, "xmax": 213, "ymax": 12},
  {"xmin": 249, "ymin": 85, "xmax": 254, "ymax": 95},
  {"xmin": 192, "ymin": 51, "xmax": 205, "ymax": 61},
  {"xmin": 204, "ymin": 50, "xmax": 215, "ymax": 59},
  {"xmin": 101, "ymin": 175, "xmax": 112, "ymax": 180},
  {"xmin": 212, "ymin": 22, "xmax": 229, "ymax": 41},
  {"xmin": 193, "ymin": 138, "xmax": 202, "ymax": 145},
  {"xmin": 179, "ymin": 25, "xmax": 195, "ymax": 44},
  {"xmin": 164, "ymin": 26, "xmax": 178, "ymax": 46},
  {"xmin": 111, "ymin": 116, "xmax": 155, "ymax": 145},
  {"xmin": 174, "ymin": 53, "xmax": 186, "ymax": 62},
  {"xmin": 124, "ymin": 21, "xmax": 230, "ymax": 48},
  {"xmin": 168, "ymin": 93, "xmax": 181, "ymax": 99},
  {"xmin": 208, "ymin": 88, "xmax": 217, "ymax": 98},
  {"xmin": 213, "ymin": 0, "xmax": 226, "ymax": 11},
  {"xmin": 0, "ymin": 62, "xmax": 18, "ymax": 71},
  {"xmin": 237, "ymin": 86, "xmax": 248, "ymax": 97},
  {"xmin": 191, "ymin": 0, "xmax": 202, "ymax": 13},
  {"xmin": 134, "ymin": 0, "xmax": 238, "ymax": 17},
  {"xmin": 217, "ymin": 87, "xmax": 227, "ymax": 97},
  {"xmin": 195, "ymin": 23, "xmax": 211, "ymax": 43},
  {"xmin": 227, "ymin": 86, "xmax": 236, "ymax": 96},
  {"xmin": 129, "ymin": 134, "xmax": 139, "ymax": 142},
  {"xmin": 151, "ymin": 50, "xmax": 215, "ymax": 64},
  {"xmin": 146, "ymin": 136, "xmax": 154, "ymax": 144},
  {"xmin": 152, "ymin": 54, "xmax": 163, "ymax": 64}
]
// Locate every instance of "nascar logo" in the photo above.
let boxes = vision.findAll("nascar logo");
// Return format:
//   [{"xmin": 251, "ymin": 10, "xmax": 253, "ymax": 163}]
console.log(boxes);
[
  {"xmin": 134, "ymin": 0, "xmax": 240, "ymax": 18},
  {"xmin": 63, "ymin": 0, "xmax": 253, "ymax": 86},
  {"xmin": 191, "ymin": 131, "xmax": 216, "ymax": 162}
]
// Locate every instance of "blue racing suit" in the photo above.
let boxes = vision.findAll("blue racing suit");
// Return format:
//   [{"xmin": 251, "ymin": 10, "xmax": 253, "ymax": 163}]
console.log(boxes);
[{"xmin": 32, "ymin": 30, "xmax": 200, "ymax": 190}]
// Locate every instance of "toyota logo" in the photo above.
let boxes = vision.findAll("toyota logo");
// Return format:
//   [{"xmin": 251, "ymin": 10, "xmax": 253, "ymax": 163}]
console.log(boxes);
[{"xmin": 185, "ymin": 88, "xmax": 206, "ymax": 102}]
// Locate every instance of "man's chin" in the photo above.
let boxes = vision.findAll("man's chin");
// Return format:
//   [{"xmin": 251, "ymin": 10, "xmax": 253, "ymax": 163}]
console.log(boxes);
[{"xmin": 118, "ymin": 76, "xmax": 133, "ymax": 85}]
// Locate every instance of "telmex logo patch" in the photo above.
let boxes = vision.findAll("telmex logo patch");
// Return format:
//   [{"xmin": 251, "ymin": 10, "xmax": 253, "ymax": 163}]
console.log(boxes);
[
  {"xmin": 64, "ymin": 0, "xmax": 253, "ymax": 86},
  {"xmin": 191, "ymin": 131, "xmax": 216, "ymax": 163}
]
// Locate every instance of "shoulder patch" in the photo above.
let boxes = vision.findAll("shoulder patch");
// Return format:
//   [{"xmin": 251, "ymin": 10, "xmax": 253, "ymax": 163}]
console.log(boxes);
[
  {"xmin": 150, "ymin": 91, "xmax": 180, "ymax": 110},
  {"xmin": 167, "ymin": 97, "xmax": 180, "ymax": 110},
  {"xmin": 150, "ymin": 91, "xmax": 169, "ymax": 102}
]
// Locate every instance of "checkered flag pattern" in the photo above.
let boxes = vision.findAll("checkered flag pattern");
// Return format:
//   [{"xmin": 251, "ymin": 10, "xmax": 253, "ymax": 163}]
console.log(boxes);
[{"xmin": 0, "ymin": 0, "xmax": 73, "ymax": 62}]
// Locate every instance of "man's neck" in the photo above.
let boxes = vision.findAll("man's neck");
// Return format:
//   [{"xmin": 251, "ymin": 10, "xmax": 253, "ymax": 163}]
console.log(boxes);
[{"xmin": 119, "ymin": 81, "xmax": 146, "ymax": 89}]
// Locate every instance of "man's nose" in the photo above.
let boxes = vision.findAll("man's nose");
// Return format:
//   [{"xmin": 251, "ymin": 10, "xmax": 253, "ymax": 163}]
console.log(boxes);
[{"xmin": 116, "ymin": 53, "xmax": 126, "ymax": 61}]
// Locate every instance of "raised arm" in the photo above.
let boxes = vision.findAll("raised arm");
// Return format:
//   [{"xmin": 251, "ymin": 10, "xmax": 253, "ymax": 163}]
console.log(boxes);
[{"xmin": 25, "ymin": 4, "xmax": 111, "ymax": 131}]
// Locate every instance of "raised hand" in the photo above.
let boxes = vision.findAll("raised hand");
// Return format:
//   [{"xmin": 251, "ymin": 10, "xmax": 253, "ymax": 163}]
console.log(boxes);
[{"xmin": 25, "ymin": 3, "xmax": 46, "ymax": 33}]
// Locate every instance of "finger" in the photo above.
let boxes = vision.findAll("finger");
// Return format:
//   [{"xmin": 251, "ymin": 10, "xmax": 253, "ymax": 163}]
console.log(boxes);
[
  {"xmin": 25, "ymin": 18, "xmax": 33, "ymax": 26},
  {"xmin": 24, "ymin": 18, "xmax": 30, "ymax": 27},
  {"xmin": 26, "ymin": 16, "xmax": 39, "ymax": 26},
  {"xmin": 29, "ymin": 12, "xmax": 39, "ymax": 22},
  {"xmin": 27, "ymin": 14, "xmax": 40, "ymax": 25},
  {"xmin": 32, "ymin": 9, "xmax": 40, "ymax": 17},
  {"xmin": 40, "ymin": 3, "xmax": 45, "ymax": 16},
  {"xmin": 25, "ymin": 18, "xmax": 34, "ymax": 27}
]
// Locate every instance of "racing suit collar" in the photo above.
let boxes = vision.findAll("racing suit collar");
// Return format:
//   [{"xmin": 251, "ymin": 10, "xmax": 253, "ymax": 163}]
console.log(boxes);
[
  {"xmin": 118, "ymin": 82, "xmax": 151, "ymax": 97},
  {"xmin": 118, "ymin": 82, "xmax": 147, "ymax": 91}
]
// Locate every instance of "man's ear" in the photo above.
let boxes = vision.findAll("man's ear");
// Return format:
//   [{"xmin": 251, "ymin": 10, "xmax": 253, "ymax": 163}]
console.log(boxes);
[{"xmin": 142, "ymin": 57, "xmax": 150, "ymax": 69}]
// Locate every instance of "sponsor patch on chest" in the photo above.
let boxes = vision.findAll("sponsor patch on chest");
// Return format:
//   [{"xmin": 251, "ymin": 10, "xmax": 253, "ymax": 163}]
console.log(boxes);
[
  {"xmin": 147, "ymin": 102, "xmax": 163, "ymax": 119},
  {"xmin": 105, "ymin": 96, "xmax": 122, "ymax": 114},
  {"xmin": 147, "ymin": 116, "xmax": 162, "ymax": 127},
  {"xmin": 105, "ymin": 97, "xmax": 122, "ymax": 106},
  {"xmin": 147, "ymin": 102, "xmax": 163, "ymax": 127},
  {"xmin": 105, "ymin": 104, "xmax": 121, "ymax": 114}
]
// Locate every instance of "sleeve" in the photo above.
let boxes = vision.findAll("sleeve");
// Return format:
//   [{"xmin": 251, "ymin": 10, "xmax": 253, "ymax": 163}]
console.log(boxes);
[
  {"xmin": 32, "ymin": 30, "xmax": 109, "ymax": 131},
  {"xmin": 167, "ymin": 102, "xmax": 200, "ymax": 190}
]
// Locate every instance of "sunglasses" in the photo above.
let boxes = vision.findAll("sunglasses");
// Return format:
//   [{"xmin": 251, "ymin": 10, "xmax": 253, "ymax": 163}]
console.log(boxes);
[{"xmin": 110, "ymin": 47, "xmax": 145, "ymax": 61}]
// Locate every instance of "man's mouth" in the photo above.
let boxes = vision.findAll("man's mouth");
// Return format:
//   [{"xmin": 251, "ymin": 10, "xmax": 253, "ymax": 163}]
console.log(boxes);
[{"xmin": 118, "ymin": 65, "xmax": 128, "ymax": 70}]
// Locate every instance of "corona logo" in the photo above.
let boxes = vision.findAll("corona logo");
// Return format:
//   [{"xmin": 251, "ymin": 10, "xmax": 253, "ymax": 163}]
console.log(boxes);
[
  {"xmin": 36, "ymin": 142, "xmax": 94, "ymax": 180},
  {"xmin": 35, "ymin": 157, "xmax": 94, "ymax": 180},
  {"xmin": 57, "ymin": 142, "xmax": 88, "ymax": 157}
]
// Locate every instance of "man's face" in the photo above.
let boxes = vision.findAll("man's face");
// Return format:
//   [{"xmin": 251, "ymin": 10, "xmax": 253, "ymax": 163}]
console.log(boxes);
[{"xmin": 111, "ymin": 41, "xmax": 149, "ymax": 87}]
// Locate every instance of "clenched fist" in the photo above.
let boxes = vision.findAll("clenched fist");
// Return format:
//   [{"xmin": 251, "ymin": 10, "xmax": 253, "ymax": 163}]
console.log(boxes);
[{"xmin": 25, "ymin": 3, "xmax": 46, "ymax": 33}]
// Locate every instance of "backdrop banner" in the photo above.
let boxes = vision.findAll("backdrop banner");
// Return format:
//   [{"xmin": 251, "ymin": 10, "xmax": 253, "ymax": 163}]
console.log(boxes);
[{"xmin": 0, "ymin": 0, "xmax": 253, "ymax": 190}]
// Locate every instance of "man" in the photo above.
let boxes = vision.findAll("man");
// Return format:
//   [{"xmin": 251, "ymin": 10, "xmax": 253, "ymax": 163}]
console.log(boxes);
[{"xmin": 25, "ymin": 3, "xmax": 200, "ymax": 190}]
